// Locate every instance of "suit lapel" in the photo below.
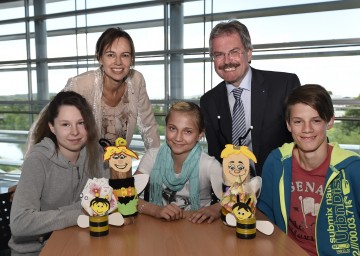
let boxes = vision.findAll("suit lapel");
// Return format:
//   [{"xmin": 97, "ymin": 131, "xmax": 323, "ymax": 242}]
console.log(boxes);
[
  {"xmin": 251, "ymin": 68, "xmax": 268, "ymax": 156},
  {"xmin": 215, "ymin": 82, "xmax": 232, "ymax": 144}
]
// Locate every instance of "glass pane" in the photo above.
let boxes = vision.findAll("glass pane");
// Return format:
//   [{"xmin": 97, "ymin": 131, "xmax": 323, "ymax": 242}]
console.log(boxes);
[
  {"xmin": 86, "ymin": 6, "xmax": 163, "ymax": 26},
  {"xmin": 48, "ymin": 68, "xmax": 92, "ymax": 94},
  {"xmin": 184, "ymin": 62, "xmax": 208, "ymax": 99},
  {"xmin": 47, "ymin": 17, "xmax": 76, "ymax": 31},
  {"xmin": 328, "ymin": 120, "xmax": 360, "ymax": 151},
  {"xmin": 152, "ymin": 103, "xmax": 166, "ymax": 132},
  {"xmin": 130, "ymin": 27, "xmax": 164, "ymax": 52},
  {"xmin": 0, "ymin": 71, "xmax": 28, "ymax": 96},
  {"xmin": 87, "ymin": 0, "xmax": 154, "ymax": 8},
  {"xmin": 210, "ymin": 0, "xmax": 332, "ymax": 12},
  {"xmin": 0, "ymin": 23, "xmax": 25, "ymax": 36},
  {"xmin": 0, "ymin": 39, "xmax": 27, "ymax": 61},
  {"xmin": 0, "ymin": 110, "xmax": 31, "ymax": 131},
  {"xmin": 137, "ymin": 65, "xmax": 164, "ymax": 100},
  {"xmin": 245, "ymin": 10, "xmax": 360, "ymax": 43},
  {"xmin": 184, "ymin": 1, "xmax": 205, "ymax": 16},
  {"xmin": 47, "ymin": 0, "xmax": 80, "ymax": 14},
  {"xmin": 47, "ymin": 33, "xmax": 98, "ymax": 58},
  {"xmin": 0, "ymin": 141, "xmax": 24, "ymax": 169},
  {"xmin": 251, "ymin": 56, "xmax": 360, "ymax": 98},
  {"xmin": 184, "ymin": 23, "xmax": 206, "ymax": 49},
  {"xmin": 47, "ymin": 34, "xmax": 79, "ymax": 58},
  {"xmin": 0, "ymin": 2, "xmax": 25, "ymax": 20},
  {"xmin": 0, "ymin": 114, "xmax": 30, "ymax": 171}
]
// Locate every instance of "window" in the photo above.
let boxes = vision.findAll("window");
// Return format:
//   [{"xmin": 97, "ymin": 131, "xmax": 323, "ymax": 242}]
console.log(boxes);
[{"xmin": 0, "ymin": 0, "xmax": 359, "ymax": 176}]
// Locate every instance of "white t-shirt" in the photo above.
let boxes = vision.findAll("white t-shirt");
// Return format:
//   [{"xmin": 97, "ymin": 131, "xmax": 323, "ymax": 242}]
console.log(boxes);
[{"xmin": 138, "ymin": 147, "xmax": 223, "ymax": 210}]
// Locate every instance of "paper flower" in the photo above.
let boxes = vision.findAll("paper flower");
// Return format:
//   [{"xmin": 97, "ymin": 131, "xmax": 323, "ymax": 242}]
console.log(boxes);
[{"xmin": 80, "ymin": 178, "xmax": 118, "ymax": 216}]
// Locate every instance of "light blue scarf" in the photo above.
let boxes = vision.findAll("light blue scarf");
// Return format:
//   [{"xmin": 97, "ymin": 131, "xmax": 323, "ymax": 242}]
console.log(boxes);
[{"xmin": 149, "ymin": 142, "xmax": 202, "ymax": 210}]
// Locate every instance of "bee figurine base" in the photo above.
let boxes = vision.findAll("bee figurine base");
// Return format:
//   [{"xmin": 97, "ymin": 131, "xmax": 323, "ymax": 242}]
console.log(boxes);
[
  {"xmin": 89, "ymin": 215, "xmax": 109, "ymax": 237},
  {"xmin": 236, "ymin": 217, "xmax": 256, "ymax": 239}
]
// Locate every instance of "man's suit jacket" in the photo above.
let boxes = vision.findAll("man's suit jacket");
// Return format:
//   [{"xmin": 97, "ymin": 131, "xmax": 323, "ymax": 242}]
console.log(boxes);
[{"xmin": 200, "ymin": 67, "xmax": 300, "ymax": 176}]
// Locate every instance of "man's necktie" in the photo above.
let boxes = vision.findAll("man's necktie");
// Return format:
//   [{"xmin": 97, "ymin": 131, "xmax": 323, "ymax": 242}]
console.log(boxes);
[{"xmin": 232, "ymin": 87, "xmax": 247, "ymax": 146}]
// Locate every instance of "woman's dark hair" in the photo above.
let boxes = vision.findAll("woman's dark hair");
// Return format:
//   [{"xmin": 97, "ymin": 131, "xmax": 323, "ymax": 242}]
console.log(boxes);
[
  {"xmin": 285, "ymin": 84, "xmax": 334, "ymax": 123},
  {"xmin": 33, "ymin": 91, "xmax": 100, "ymax": 177},
  {"xmin": 95, "ymin": 27, "xmax": 135, "ymax": 77}
]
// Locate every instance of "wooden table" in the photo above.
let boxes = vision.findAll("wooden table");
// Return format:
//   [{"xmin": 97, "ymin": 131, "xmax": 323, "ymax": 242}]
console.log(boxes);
[{"xmin": 40, "ymin": 211, "xmax": 308, "ymax": 256}]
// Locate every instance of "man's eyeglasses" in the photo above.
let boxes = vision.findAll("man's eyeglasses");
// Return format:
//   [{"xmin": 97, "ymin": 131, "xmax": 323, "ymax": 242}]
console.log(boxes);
[{"xmin": 212, "ymin": 48, "xmax": 245, "ymax": 61}]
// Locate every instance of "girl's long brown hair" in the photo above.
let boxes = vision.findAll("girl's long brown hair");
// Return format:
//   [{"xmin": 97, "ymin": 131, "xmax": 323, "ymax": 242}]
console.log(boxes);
[{"xmin": 33, "ymin": 91, "xmax": 100, "ymax": 177}]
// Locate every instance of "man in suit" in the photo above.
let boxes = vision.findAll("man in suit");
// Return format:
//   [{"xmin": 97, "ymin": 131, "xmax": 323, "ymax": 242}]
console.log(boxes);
[{"xmin": 200, "ymin": 20, "xmax": 300, "ymax": 177}]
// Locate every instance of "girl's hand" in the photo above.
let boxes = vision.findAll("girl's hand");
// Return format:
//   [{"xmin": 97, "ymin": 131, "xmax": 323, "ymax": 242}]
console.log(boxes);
[
  {"xmin": 155, "ymin": 203, "xmax": 185, "ymax": 221},
  {"xmin": 188, "ymin": 203, "xmax": 221, "ymax": 224}
]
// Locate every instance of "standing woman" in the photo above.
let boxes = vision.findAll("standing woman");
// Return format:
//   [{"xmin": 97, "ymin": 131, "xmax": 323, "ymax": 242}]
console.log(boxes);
[
  {"xmin": 9, "ymin": 91, "xmax": 106, "ymax": 255},
  {"xmin": 26, "ymin": 27, "xmax": 160, "ymax": 155}
]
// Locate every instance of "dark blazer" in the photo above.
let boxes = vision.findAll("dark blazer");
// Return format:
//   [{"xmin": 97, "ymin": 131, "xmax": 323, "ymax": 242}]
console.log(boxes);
[{"xmin": 200, "ymin": 67, "xmax": 300, "ymax": 176}]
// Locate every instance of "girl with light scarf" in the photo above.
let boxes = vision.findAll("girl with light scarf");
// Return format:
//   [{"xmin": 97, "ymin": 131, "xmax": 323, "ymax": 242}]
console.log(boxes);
[{"xmin": 135, "ymin": 101, "xmax": 223, "ymax": 224}]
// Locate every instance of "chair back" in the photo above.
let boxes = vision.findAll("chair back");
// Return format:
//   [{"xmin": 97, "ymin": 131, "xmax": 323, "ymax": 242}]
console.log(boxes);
[{"xmin": 0, "ymin": 192, "xmax": 12, "ymax": 251}]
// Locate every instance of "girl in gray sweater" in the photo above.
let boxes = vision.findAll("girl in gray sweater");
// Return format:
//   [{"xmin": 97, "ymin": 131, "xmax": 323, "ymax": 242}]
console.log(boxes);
[{"xmin": 9, "ymin": 91, "xmax": 106, "ymax": 255}]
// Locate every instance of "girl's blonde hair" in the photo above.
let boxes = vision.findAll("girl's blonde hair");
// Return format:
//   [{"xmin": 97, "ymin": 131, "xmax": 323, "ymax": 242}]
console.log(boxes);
[
  {"xmin": 166, "ymin": 101, "xmax": 204, "ymax": 133},
  {"xmin": 220, "ymin": 144, "xmax": 257, "ymax": 163},
  {"xmin": 103, "ymin": 146, "xmax": 138, "ymax": 161}
]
